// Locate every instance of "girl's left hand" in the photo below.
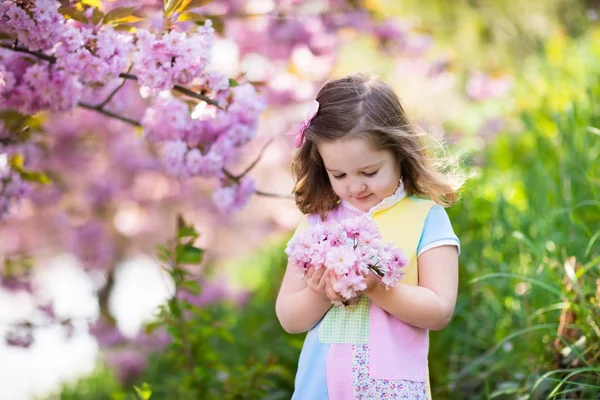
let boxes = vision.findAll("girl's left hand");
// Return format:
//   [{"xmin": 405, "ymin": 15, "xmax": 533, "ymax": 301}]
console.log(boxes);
[{"xmin": 360, "ymin": 269, "xmax": 383, "ymax": 295}]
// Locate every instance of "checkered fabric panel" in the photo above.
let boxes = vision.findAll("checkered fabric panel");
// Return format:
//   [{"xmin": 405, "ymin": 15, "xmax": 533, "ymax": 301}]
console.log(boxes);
[{"xmin": 319, "ymin": 296, "xmax": 370, "ymax": 344}]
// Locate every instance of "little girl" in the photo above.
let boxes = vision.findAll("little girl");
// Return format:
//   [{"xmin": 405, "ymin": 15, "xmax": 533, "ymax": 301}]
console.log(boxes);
[{"xmin": 276, "ymin": 73, "xmax": 463, "ymax": 399}]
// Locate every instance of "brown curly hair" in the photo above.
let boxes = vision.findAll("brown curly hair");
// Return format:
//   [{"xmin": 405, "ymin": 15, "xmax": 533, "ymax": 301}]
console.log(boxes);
[{"xmin": 292, "ymin": 73, "xmax": 465, "ymax": 217}]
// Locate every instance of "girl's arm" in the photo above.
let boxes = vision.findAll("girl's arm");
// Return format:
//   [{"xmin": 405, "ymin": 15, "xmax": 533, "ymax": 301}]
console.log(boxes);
[
  {"xmin": 365, "ymin": 245, "xmax": 459, "ymax": 330},
  {"xmin": 276, "ymin": 264, "xmax": 333, "ymax": 334}
]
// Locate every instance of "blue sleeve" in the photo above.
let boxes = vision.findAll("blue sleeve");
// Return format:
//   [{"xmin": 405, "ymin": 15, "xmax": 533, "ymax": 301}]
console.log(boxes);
[{"xmin": 417, "ymin": 204, "xmax": 460, "ymax": 256}]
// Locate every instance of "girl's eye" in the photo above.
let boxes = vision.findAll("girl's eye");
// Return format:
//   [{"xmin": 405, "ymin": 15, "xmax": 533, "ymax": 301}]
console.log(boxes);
[
  {"xmin": 363, "ymin": 170, "xmax": 378, "ymax": 177},
  {"xmin": 333, "ymin": 173, "xmax": 346, "ymax": 179}
]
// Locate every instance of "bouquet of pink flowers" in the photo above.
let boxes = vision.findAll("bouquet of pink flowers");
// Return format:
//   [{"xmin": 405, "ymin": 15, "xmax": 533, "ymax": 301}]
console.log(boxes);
[{"xmin": 285, "ymin": 217, "xmax": 407, "ymax": 300}]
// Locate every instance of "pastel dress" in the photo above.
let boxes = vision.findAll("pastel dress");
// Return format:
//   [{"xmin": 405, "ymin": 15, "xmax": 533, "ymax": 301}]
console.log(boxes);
[{"xmin": 290, "ymin": 184, "xmax": 460, "ymax": 400}]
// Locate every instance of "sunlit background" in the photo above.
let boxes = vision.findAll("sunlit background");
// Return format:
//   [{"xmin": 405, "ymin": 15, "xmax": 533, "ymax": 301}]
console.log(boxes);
[{"xmin": 1, "ymin": 0, "xmax": 599, "ymax": 399}]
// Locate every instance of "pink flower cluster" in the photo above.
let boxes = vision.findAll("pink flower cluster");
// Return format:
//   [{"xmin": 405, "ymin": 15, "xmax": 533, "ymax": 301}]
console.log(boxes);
[
  {"xmin": 64, "ymin": 220, "xmax": 114, "ymax": 270},
  {"xmin": 0, "ymin": 51, "xmax": 82, "ymax": 114},
  {"xmin": 143, "ymin": 82, "xmax": 265, "ymax": 175},
  {"xmin": 141, "ymin": 81, "xmax": 264, "ymax": 214},
  {"xmin": 0, "ymin": 161, "xmax": 29, "ymax": 221},
  {"xmin": 286, "ymin": 217, "xmax": 407, "ymax": 300},
  {"xmin": 54, "ymin": 23, "xmax": 134, "ymax": 85},
  {"xmin": 212, "ymin": 177, "xmax": 256, "ymax": 214},
  {"xmin": 133, "ymin": 22, "xmax": 214, "ymax": 91},
  {"xmin": 1, "ymin": 0, "xmax": 63, "ymax": 51},
  {"xmin": 466, "ymin": 71, "xmax": 513, "ymax": 101}
]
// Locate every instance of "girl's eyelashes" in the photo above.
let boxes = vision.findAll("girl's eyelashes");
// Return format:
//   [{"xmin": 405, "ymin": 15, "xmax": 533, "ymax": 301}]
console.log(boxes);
[{"xmin": 331, "ymin": 170, "xmax": 378, "ymax": 179}]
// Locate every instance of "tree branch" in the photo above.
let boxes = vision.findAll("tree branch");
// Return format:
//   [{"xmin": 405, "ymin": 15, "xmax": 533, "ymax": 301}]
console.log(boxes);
[
  {"xmin": 78, "ymin": 101, "xmax": 142, "ymax": 127},
  {"xmin": 0, "ymin": 43, "xmax": 287, "ymax": 199},
  {"xmin": 95, "ymin": 64, "xmax": 132, "ymax": 109},
  {"xmin": 0, "ymin": 125, "xmax": 30, "ymax": 146},
  {"xmin": 1, "ymin": 44, "xmax": 224, "ymax": 109},
  {"xmin": 76, "ymin": 104, "xmax": 288, "ymax": 199},
  {"xmin": 237, "ymin": 136, "xmax": 277, "ymax": 179},
  {"xmin": 0, "ymin": 43, "xmax": 56, "ymax": 64}
]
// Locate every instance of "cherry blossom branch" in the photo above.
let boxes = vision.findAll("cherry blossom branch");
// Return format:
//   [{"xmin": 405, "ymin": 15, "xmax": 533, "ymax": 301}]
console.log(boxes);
[
  {"xmin": 0, "ymin": 42, "xmax": 56, "ymax": 64},
  {"xmin": 0, "ymin": 125, "xmax": 30, "ymax": 146},
  {"xmin": 77, "ymin": 101, "xmax": 289, "ymax": 199},
  {"xmin": 0, "ymin": 42, "xmax": 290, "ymax": 198},
  {"xmin": 237, "ymin": 136, "xmax": 277, "ymax": 179},
  {"xmin": 222, "ymin": 148, "xmax": 294, "ymax": 200},
  {"xmin": 0, "ymin": 43, "xmax": 224, "ymax": 109},
  {"xmin": 78, "ymin": 101, "xmax": 142, "ymax": 127},
  {"xmin": 118, "ymin": 73, "xmax": 223, "ymax": 109},
  {"xmin": 95, "ymin": 64, "xmax": 133, "ymax": 109}
]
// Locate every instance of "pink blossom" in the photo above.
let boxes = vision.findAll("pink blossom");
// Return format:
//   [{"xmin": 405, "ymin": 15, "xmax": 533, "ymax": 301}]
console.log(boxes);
[
  {"xmin": 104, "ymin": 349, "xmax": 147, "ymax": 384},
  {"xmin": 161, "ymin": 140, "xmax": 189, "ymax": 178},
  {"xmin": 326, "ymin": 246, "xmax": 358, "ymax": 275},
  {"xmin": 5, "ymin": 329, "xmax": 34, "ymax": 348},
  {"xmin": 1, "ymin": 0, "xmax": 64, "ymax": 51},
  {"xmin": 0, "ymin": 52, "xmax": 82, "ymax": 114},
  {"xmin": 286, "ymin": 216, "xmax": 407, "ymax": 300},
  {"xmin": 466, "ymin": 71, "xmax": 513, "ymax": 101},
  {"xmin": 0, "ymin": 162, "xmax": 29, "ymax": 221},
  {"xmin": 89, "ymin": 318, "xmax": 128, "ymax": 348},
  {"xmin": 54, "ymin": 23, "xmax": 134, "ymax": 85},
  {"xmin": 212, "ymin": 178, "xmax": 256, "ymax": 214},
  {"xmin": 65, "ymin": 221, "xmax": 115, "ymax": 271},
  {"xmin": 132, "ymin": 22, "xmax": 214, "ymax": 92}
]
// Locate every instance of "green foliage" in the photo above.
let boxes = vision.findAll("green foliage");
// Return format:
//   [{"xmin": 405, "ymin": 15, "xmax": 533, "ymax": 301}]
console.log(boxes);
[
  {"xmin": 137, "ymin": 232, "xmax": 301, "ymax": 400},
  {"xmin": 429, "ymin": 30, "xmax": 600, "ymax": 399},
  {"xmin": 54, "ymin": 217, "xmax": 300, "ymax": 400},
  {"xmin": 50, "ymin": 365, "xmax": 135, "ymax": 400}
]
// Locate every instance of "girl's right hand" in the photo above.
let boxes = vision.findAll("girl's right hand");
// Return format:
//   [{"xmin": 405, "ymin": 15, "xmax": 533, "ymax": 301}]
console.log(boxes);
[
  {"xmin": 325, "ymin": 271, "xmax": 346, "ymax": 303},
  {"xmin": 306, "ymin": 266, "xmax": 328, "ymax": 297}
]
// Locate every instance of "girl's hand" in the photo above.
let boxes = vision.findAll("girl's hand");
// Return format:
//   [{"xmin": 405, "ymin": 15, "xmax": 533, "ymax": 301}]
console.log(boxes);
[
  {"xmin": 325, "ymin": 271, "xmax": 347, "ymax": 303},
  {"xmin": 360, "ymin": 269, "xmax": 383, "ymax": 295},
  {"xmin": 305, "ymin": 266, "xmax": 328, "ymax": 297}
]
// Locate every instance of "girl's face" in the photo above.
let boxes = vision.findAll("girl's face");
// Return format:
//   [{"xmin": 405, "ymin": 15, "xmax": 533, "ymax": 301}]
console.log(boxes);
[{"xmin": 318, "ymin": 137, "xmax": 401, "ymax": 212}]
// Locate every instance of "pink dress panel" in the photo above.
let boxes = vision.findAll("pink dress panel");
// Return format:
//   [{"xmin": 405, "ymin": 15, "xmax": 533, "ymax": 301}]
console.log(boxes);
[
  {"xmin": 369, "ymin": 302, "xmax": 429, "ymax": 381},
  {"xmin": 325, "ymin": 343, "xmax": 355, "ymax": 400}
]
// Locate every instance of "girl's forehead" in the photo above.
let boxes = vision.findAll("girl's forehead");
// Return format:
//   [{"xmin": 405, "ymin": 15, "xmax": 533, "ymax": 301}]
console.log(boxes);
[{"xmin": 318, "ymin": 137, "xmax": 388, "ymax": 169}]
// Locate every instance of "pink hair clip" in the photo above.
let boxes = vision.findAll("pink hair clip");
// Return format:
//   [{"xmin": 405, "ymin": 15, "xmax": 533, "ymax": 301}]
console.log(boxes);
[{"xmin": 295, "ymin": 100, "xmax": 320, "ymax": 148}]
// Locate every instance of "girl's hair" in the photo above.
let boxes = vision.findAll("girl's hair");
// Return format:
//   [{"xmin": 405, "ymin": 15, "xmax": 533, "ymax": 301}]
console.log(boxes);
[{"xmin": 292, "ymin": 72, "xmax": 465, "ymax": 216}]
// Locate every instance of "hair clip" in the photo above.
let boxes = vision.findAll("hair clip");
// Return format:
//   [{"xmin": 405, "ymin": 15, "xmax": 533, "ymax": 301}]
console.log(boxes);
[{"xmin": 295, "ymin": 100, "xmax": 320, "ymax": 148}]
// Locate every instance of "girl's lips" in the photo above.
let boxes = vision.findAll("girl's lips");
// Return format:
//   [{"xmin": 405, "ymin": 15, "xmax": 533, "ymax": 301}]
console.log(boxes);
[{"xmin": 355, "ymin": 194, "xmax": 372, "ymax": 201}]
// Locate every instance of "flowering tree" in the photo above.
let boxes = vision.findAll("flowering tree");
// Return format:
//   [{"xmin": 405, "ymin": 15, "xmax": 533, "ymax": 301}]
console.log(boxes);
[{"xmin": 0, "ymin": 0, "xmax": 514, "ymax": 389}]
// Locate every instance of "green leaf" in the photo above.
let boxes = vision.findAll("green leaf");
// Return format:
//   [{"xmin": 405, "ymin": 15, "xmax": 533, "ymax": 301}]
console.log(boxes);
[
  {"xmin": 164, "ymin": 0, "xmax": 183, "ymax": 15},
  {"xmin": 176, "ymin": 244, "xmax": 204, "ymax": 264},
  {"xmin": 58, "ymin": 6, "xmax": 88, "ymax": 23},
  {"xmin": 168, "ymin": 300, "xmax": 182, "ymax": 318},
  {"xmin": 81, "ymin": 0, "xmax": 102, "ymax": 7},
  {"xmin": 19, "ymin": 170, "xmax": 51, "ymax": 184},
  {"xmin": 111, "ymin": 15, "xmax": 144, "ymax": 25},
  {"xmin": 143, "ymin": 320, "xmax": 163, "ymax": 334},
  {"xmin": 8, "ymin": 154, "xmax": 24, "ymax": 169},
  {"xmin": 8, "ymin": 155, "xmax": 51, "ymax": 184},
  {"xmin": 178, "ymin": 13, "xmax": 224, "ymax": 34},
  {"xmin": 156, "ymin": 245, "xmax": 171, "ymax": 263},
  {"xmin": 177, "ymin": 225, "xmax": 198, "ymax": 239},
  {"xmin": 90, "ymin": 7, "xmax": 105, "ymax": 25},
  {"xmin": 176, "ymin": 0, "xmax": 214, "ymax": 14},
  {"xmin": 103, "ymin": 6, "xmax": 137, "ymax": 24},
  {"xmin": 228, "ymin": 78, "xmax": 239, "ymax": 87},
  {"xmin": 181, "ymin": 279, "xmax": 201, "ymax": 295},
  {"xmin": 133, "ymin": 383, "xmax": 152, "ymax": 400}
]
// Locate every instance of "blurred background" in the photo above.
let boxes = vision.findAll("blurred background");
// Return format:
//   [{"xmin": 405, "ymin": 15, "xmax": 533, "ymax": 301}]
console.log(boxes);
[{"xmin": 0, "ymin": 0, "xmax": 599, "ymax": 399}]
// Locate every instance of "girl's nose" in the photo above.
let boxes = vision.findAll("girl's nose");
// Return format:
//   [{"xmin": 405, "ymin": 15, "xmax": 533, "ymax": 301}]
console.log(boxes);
[{"xmin": 349, "ymin": 181, "xmax": 367, "ymax": 195}]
